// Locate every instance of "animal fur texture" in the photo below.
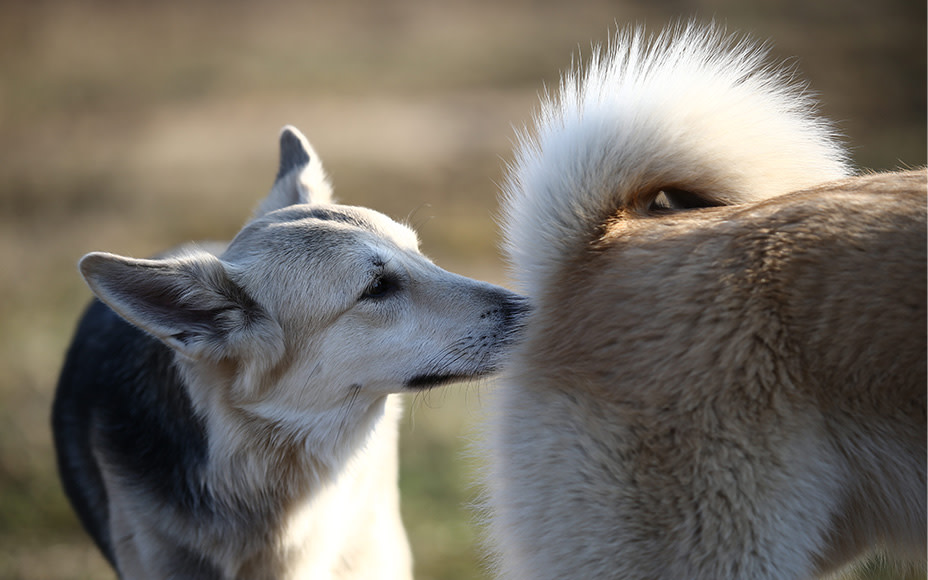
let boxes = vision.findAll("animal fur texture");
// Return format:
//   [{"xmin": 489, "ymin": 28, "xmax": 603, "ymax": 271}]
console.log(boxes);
[
  {"xmin": 53, "ymin": 126, "xmax": 528, "ymax": 580},
  {"xmin": 484, "ymin": 23, "xmax": 926, "ymax": 579}
]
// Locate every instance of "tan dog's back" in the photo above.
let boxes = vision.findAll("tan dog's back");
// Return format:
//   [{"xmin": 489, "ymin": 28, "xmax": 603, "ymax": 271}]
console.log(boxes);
[{"xmin": 518, "ymin": 170, "xmax": 925, "ymax": 575}]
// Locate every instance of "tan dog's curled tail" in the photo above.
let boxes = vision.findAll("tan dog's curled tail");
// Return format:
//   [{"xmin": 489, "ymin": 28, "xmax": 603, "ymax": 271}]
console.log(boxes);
[{"xmin": 500, "ymin": 22, "xmax": 851, "ymax": 292}]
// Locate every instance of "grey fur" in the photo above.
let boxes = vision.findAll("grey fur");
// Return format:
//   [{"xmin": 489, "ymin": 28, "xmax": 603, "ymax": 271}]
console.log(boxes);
[{"xmin": 276, "ymin": 126, "xmax": 312, "ymax": 181}]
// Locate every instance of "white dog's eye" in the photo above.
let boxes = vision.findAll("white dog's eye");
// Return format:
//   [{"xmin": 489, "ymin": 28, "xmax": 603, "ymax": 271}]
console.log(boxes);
[{"xmin": 361, "ymin": 274, "xmax": 397, "ymax": 301}]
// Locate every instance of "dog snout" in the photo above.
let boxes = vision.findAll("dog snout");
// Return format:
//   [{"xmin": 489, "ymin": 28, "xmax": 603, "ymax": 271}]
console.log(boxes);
[
  {"xmin": 502, "ymin": 294, "xmax": 532, "ymax": 325},
  {"xmin": 482, "ymin": 290, "xmax": 532, "ymax": 340}
]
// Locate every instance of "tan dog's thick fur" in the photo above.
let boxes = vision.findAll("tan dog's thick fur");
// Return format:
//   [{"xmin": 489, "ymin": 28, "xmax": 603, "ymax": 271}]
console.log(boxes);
[
  {"xmin": 53, "ymin": 126, "xmax": 527, "ymax": 579},
  {"xmin": 484, "ymin": 24, "xmax": 926, "ymax": 579}
]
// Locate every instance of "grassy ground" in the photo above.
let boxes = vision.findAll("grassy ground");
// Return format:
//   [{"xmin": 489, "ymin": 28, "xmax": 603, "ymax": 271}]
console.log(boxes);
[{"xmin": 0, "ymin": 0, "xmax": 924, "ymax": 578}]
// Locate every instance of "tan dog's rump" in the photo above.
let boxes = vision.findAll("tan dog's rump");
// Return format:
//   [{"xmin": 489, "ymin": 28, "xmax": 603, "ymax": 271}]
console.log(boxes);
[{"xmin": 485, "ymin": 23, "xmax": 926, "ymax": 580}]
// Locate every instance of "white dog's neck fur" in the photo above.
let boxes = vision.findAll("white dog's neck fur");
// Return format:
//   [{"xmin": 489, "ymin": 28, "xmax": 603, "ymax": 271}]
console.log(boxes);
[
  {"xmin": 197, "ymin": 386, "xmax": 407, "ymax": 579},
  {"xmin": 179, "ymin": 359, "xmax": 393, "ymax": 491}
]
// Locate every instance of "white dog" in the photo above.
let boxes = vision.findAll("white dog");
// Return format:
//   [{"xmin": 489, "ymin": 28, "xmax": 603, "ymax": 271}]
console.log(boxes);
[
  {"xmin": 53, "ymin": 126, "xmax": 528, "ymax": 579},
  {"xmin": 484, "ymin": 23, "xmax": 926, "ymax": 579}
]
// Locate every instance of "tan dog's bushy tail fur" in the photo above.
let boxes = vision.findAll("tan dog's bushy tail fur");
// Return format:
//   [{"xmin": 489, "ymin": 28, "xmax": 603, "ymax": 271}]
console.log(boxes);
[
  {"xmin": 486, "ymin": 22, "xmax": 926, "ymax": 580},
  {"xmin": 500, "ymin": 23, "xmax": 851, "ymax": 294}
]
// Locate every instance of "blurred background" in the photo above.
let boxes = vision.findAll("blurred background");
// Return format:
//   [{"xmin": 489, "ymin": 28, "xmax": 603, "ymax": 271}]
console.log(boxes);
[{"xmin": 0, "ymin": 0, "xmax": 924, "ymax": 578}]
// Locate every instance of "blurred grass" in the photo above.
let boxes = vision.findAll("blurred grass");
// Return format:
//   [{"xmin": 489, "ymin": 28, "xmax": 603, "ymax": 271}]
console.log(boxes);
[{"xmin": 0, "ymin": 0, "xmax": 924, "ymax": 578}]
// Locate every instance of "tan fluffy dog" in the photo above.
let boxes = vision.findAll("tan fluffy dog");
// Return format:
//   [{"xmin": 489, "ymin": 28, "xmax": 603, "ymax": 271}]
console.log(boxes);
[{"xmin": 484, "ymin": 23, "xmax": 926, "ymax": 579}]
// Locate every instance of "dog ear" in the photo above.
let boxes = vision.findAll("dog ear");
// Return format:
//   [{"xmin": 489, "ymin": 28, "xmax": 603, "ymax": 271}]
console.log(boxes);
[
  {"xmin": 253, "ymin": 125, "xmax": 333, "ymax": 218},
  {"xmin": 78, "ymin": 251, "xmax": 284, "ymax": 363}
]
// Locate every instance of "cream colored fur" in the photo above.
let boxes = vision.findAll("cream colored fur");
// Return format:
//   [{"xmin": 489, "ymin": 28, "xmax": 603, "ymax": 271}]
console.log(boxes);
[{"xmin": 484, "ymin": 23, "xmax": 926, "ymax": 580}]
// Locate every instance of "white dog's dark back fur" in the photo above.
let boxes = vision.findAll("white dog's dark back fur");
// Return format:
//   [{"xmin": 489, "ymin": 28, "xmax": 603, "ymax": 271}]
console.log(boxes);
[
  {"xmin": 53, "ymin": 126, "xmax": 528, "ymax": 579},
  {"xmin": 484, "ymin": 24, "xmax": 926, "ymax": 579}
]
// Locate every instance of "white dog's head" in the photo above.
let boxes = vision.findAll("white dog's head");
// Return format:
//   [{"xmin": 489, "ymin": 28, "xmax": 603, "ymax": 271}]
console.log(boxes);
[{"xmin": 79, "ymin": 126, "xmax": 528, "ymax": 434}]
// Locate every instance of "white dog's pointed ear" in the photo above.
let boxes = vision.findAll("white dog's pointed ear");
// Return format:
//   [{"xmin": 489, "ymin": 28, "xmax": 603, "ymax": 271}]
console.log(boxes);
[
  {"xmin": 78, "ymin": 251, "xmax": 284, "ymax": 362},
  {"xmin": 253, "ymin": 125, "xmax": 333, "ymax": 218}
]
